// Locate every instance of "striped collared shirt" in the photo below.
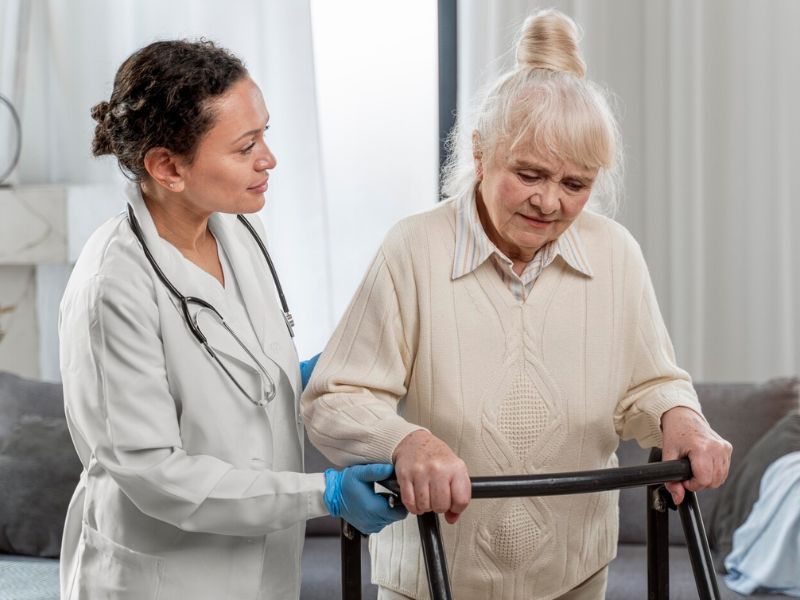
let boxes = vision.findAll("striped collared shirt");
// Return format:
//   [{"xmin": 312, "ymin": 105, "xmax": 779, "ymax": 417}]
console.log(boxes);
[{"xmin": 452, "ymin": 192, "xmax": 593, "ymax": 301}]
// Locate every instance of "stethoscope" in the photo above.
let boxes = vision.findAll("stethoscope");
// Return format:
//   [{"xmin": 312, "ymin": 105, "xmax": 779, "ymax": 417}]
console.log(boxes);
[{"xmin": 127, "ymin": 204, "xmax": 295, "ymax": 407}]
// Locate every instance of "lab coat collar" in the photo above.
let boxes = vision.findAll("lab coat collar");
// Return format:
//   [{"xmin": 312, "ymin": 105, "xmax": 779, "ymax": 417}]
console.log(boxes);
[
  {"xmin": 125, "ymin": 183, "xmax": 184, "ymax": 283},
  {"xmin": 125, "ymin": 183, "xmax": 299, "ymax": 402}
]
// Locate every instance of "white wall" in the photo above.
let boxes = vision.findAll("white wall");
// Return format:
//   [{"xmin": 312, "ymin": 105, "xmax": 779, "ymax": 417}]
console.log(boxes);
[
  {"xmin": 310, "ymin": 0, "xmax": 439, "ymax": 328},
  {"xmin": 0, "ymin": 0, "xmax": 439, "ymax": 377}
]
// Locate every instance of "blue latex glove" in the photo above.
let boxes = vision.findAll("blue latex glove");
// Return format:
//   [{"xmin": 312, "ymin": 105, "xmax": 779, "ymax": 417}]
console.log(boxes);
[
  {"xmin": 323, "ymin": 463, "xmax": 407, "ymax": 534},
  {"xmin": 300, "ymin": 353, "xmax": 321, "ymax": 390}
]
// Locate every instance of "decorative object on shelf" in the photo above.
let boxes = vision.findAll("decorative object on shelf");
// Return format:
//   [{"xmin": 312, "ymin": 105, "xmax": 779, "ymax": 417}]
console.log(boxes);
[
  {"xmin": 0, "ymin": 305, "xmax": 15, "ymax": 343},
  {"xmin": 0, "ymin": 93, "xmax": 22, "ymax": 186}
]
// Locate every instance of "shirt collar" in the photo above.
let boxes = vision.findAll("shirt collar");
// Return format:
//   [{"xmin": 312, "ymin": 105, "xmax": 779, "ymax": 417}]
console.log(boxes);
[{"xmin": 451, "ymin": 190, "xmax": 594, "ymax": 280}]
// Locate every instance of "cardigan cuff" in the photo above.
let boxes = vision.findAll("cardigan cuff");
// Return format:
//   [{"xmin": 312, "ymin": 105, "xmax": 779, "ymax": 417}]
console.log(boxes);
[
  {"xmin": 368, "ymin": 417, "xmax": 429, "ymax": 463},
  {"xmin": 642, "ymin": 386, "xmax": 706, "ymax": 446}
]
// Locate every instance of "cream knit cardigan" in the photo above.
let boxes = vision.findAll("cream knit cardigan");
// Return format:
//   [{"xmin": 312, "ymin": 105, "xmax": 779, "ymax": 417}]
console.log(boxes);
[{"xmin": 301, "ymin": 196, "xmax": 702, "ymax": 599}]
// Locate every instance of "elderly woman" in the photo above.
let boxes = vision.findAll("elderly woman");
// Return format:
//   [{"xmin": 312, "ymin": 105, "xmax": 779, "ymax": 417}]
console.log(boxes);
[{"xmin": 302, "ymin": 9, "xmax": 731, "ymax": 600}]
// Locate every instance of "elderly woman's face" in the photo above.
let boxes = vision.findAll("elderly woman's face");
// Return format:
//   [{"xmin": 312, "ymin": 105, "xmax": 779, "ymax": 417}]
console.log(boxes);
[{"xmin": 475, "ymin": 139, "xmax": 597, "ymax": 264}]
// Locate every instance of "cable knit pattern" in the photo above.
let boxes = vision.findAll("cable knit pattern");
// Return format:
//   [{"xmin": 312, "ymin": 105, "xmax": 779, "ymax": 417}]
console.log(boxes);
[
  {"xmin": 498, "ymin": 370, "xmax": 552, "ymax": 462},
  {"xmin": 302, "ymin": 194, "xmax": 702, "ymax": 599}
]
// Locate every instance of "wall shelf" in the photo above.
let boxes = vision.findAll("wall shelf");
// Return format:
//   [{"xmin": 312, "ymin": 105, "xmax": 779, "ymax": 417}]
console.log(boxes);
[{"xmin": 0, "ymin": 185, "xmax": 124, "ymax": 379}]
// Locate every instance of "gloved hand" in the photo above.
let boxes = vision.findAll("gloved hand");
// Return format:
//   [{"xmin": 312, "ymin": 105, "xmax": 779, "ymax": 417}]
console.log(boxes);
[
  {"xmin": 323, "ymin": 463, "xmax": 407, "ymax": 534},
  {"xmin": 300, "ymin": 353, "xmax": 321, "ymax": 390}
]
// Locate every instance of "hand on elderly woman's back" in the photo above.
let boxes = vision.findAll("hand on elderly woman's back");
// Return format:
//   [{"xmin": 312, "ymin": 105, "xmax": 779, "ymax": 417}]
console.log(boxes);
[
  {"xmin": 661, "ymin": 406, "xmax": 733, "ymax": 505},
  {"xmin": 392, "ymin": 430, "xmax": 472, "ymax": 524}
]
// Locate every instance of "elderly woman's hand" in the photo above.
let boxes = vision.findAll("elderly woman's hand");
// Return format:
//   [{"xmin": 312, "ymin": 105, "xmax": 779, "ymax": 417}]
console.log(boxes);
[
  {"xmin": 661, "ymin": 406, "xmax": 732, "ymax": 505},
  {"xmin": 392, "ymin": 430, "xmax": 471, "ymax": 524}
]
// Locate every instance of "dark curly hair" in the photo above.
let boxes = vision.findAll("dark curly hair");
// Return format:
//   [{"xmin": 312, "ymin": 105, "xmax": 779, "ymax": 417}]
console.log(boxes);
[{"xmin": 90, "ymin": 39, "xmax": 247, "ymax": 181}]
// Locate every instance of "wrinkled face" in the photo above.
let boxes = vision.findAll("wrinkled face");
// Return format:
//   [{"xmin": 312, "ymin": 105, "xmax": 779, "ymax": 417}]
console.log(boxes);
[
  {"xmin": 178, "ymin": 77, "xmax": 276, "ymax": 215},
  {"xmin": 474, "ymin": 135, "xmax": 598, "ymax": 262}
]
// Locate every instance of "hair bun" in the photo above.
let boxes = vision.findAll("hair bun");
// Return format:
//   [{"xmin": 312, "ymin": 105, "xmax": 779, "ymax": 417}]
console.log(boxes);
[
  {"xmin": 90, "ymin": 100, "xmax": 111, "ymax": 123},
  {"xmin": 516, "ymin": 9, "xmax": 586, "ymax": 78},
  {"xmin": 90, "ymin": 101, "xmax": 114, "ymax": 156}
]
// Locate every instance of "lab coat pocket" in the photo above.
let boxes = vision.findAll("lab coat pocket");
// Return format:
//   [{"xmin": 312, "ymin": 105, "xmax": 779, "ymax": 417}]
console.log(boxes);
[{"xmin": 76, "ymin": 523, "xmax": 164, "ymax": 599}]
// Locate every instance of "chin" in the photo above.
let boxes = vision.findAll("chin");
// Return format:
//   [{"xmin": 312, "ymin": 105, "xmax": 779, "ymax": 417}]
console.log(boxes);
[
  {"xmin": 518, "ymin": 232, "xmax": 550, "ymax": 247},
  {"xmin": 237, "ymin": 194, "xmax": 266, "ymax": 214}
]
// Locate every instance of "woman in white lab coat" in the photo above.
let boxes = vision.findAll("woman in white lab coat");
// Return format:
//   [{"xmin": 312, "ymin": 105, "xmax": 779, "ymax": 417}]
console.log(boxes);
[{"xmin": 58, "ymin": 40, "xmax": 405, "ymax": 600}]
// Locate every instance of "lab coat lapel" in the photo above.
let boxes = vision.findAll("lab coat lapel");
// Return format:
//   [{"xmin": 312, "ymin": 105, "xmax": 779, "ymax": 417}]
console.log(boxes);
[
  {"xmin": 126, "ymin": 185, "xmax": 208, "ymax": 305},
  {"xmin": 126, "ymin": 185, "xmax": 262, "ymax": 383},
  {"xmin": 208, "ymin": 213, "xmax": 300, "ymax": 400}
]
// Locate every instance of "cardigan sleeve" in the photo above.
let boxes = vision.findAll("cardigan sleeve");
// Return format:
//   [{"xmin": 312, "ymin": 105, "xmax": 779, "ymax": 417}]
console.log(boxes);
[
  {"xmin": 613, "ymin": 247, "xmax": 705, "ymax": 448},
  {"xmin": 301, "ymin": 245, "xmax": 426, "ymax": 466}
]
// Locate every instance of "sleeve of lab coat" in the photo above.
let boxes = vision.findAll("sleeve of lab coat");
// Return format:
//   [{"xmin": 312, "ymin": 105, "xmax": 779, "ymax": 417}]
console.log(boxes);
[{"xmin": 60, "ymin": 273, "xmax": 328, "ymax": 537}]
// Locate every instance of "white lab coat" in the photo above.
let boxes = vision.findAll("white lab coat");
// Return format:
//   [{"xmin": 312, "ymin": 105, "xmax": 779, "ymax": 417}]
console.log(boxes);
[{"xmin": 58, "ymin": 185, "xmax": 327, "ymax": 599}]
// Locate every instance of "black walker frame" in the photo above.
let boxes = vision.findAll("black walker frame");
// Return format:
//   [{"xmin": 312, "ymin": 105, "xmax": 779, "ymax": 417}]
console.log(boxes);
[{"xmin": 340, "ymin": 448, "xmax": 721, "ymax": 599}]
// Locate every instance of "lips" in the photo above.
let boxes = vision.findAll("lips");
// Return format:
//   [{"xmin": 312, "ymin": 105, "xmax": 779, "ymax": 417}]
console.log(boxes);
[
  {"xmin": 519, "ymin": 214, "xmax": 555, "ymax": 228},
  {"xmin": 247, "ymin": 178, "xmax": 268, "ymax": 192}
]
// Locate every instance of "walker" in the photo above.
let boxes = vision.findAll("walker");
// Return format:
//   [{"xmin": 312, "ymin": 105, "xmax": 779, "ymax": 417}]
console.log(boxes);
[{"xmin": 340, "ymin": 448, "xmax": 720, "ymax": 599}]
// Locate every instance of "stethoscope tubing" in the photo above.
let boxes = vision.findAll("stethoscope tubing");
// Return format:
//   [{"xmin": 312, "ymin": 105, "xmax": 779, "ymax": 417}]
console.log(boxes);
[
  {"xmin": 127, "ymin": 204, "xmax": 294, "ymax": 337},
  {"xmin": 126, "ymin": 203, "xmax": 292, "ymax": 406}
]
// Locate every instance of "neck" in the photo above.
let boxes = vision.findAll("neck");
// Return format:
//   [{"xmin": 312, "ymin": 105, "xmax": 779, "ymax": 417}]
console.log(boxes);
[
  {"xmin": 475, "ymin": 187, "xmax": 539, "ymax": 275},
  {"xmin": 141, "ymin": 185, "xmax": 213, "ymax": 254}
]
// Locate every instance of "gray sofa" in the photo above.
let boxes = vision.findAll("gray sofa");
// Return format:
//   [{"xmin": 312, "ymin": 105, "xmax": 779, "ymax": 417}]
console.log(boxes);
[
  {"xmin": 609, "ymin": 380, "xmax": 799, "ymax": 599},
  {"xmin": 1, "ymin": 371, "xmax": 798, "ymax": 599}
]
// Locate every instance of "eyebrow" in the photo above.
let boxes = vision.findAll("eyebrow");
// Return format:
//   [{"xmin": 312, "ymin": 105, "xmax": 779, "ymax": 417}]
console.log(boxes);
[
  {"xmin": 231, "ymin": 118, "xmax": 270, "ymax": 145},
  {"xmin": 512, "ymin": 160, "xmax": 550, "ymax": 173},
  {"xmin": 512, "ymin": 160, "xmax": 596, "ymax": 183}
]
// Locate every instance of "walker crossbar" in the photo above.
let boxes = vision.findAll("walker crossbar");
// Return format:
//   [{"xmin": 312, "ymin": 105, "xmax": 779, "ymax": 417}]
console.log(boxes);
[
  {"xmin": 340, "ymin": 452, "xmax": 721, "ymax": 599},
  {"xmin": 378, "ymin": 460, "xmax": 692, "ymax": 499}
]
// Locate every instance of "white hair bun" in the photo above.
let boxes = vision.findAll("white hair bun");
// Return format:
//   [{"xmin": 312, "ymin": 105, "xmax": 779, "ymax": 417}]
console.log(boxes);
[{"xmin": 516, "ymin": 9, "xmax": 586, "ymax": 78}]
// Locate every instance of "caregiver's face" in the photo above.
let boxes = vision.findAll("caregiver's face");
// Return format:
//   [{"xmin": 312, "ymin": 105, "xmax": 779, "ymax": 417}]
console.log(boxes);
[{"xmin": 179, "ymin": 77, "xmax": 277, "ymax": 216}]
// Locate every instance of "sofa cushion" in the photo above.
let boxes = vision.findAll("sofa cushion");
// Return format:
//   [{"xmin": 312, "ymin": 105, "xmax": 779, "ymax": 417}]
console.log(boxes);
[
  {"xmin": 0, "ymin": 372, "xmax": 66, "ymax": 440},
  {"xmin": 0, "ymin": 372, "xmax": 81, "ymax": 557},
  {"xmin": 617, "ymin": 378, "xmax": 800, "ymax": 545},
  {"xmin": 0, "ymin": 555, "xmax": 60, "ymax": 600},
  {"xmin": 708, "ymin": 412, "xmax": 800, "ymax": 570},
  {"xmin": 610, "ymin": 544, "xmax": 775, "ymax": 599}
]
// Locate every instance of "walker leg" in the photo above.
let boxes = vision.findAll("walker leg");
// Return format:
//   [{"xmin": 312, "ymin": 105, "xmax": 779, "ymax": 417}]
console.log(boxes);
[
  {"xmin": 417, "ymin": 512, "xmax": 453, "ymax": 600},
  {"xmin": 647, "ymin": 448, "xmax": 670, "ymax": 599},
  {"xmin": 341, "ymin": 521, "xmax": 362, "ymax": 600},
  {"xmin": 678, "ymin": 491, "xmax": 721, "ymax": 600},
  {"xmin": 647, "ymin": 484, "xmax": 671, "ymax": 599}
]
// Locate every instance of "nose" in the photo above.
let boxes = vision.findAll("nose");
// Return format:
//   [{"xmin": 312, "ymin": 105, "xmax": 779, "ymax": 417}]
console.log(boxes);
[
  {"xmin": 255, "ymin": 142, "xmax": 277, "ymax": 171},
  {"xmin": 530, "ymin": 180, "xmax": 559, "ymax": 215}
]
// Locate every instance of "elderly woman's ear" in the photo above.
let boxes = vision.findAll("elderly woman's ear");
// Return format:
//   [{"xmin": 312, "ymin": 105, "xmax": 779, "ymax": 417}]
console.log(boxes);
[{"xmin": 472, "ymin": 131, "xmax": 484, "ymax": 180}]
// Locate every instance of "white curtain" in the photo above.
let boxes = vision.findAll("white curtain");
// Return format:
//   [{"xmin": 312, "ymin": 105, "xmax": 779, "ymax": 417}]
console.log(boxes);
[
  {"xmin": 3, "ymin": 0, "xmax": 331, "ymax": 359},
  {"xmin": 457, "ymin": 0, "xmax": 800, "ymax": 383}
]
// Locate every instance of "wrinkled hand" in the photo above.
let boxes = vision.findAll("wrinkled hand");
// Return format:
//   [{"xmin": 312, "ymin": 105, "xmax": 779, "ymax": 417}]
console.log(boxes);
[
  {"xmin": 324, "ymin": 463, "xmax": 408, "ymax": 534},
  {"xmin": 392, "ymin": 430, "xmax": 471, "ymax": 524},
  {"xmin": 661, "ymin": 406, "xmax": 732, "ymax": 505}
]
